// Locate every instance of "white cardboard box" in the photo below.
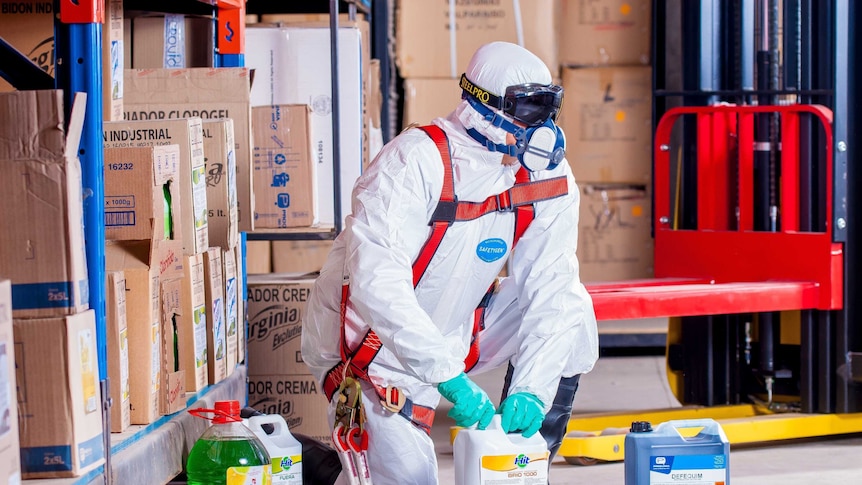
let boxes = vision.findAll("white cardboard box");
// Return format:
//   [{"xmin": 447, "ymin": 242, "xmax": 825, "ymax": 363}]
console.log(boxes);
[{"xmin": 246, "ymin": 26, "xmax": 364, "ymax": 227}]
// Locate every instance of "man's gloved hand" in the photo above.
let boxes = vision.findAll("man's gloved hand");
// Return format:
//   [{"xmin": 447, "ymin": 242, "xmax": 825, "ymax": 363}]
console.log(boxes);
[
  {"xmin": 499, "ymin": 392, "xmax": 544, "ymax": 438},
  {"xmin": 437, "ymin": 373, "xmax": 496, "ymax": 429}
]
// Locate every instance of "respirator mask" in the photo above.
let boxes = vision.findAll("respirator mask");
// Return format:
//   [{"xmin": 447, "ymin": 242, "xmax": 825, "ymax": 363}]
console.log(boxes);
[{"xmin": 460, "ymin": 73, "xmax": 566, "ymax": 172}]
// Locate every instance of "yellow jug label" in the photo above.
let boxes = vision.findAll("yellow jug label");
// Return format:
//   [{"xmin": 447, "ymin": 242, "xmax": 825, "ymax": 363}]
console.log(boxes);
[{"xmin": 226, "ymin": 464, "xmax": 272, "ymax": 485}]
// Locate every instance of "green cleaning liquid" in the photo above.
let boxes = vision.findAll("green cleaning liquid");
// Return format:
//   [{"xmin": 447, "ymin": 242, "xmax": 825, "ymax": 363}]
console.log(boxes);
[
  {"xmin": 187, "ymin": 437, "xmax": 271, "ymax": 485},
  {"xmin": 187, "ymin": 400, "xmax": 272, "ymax": 485}
]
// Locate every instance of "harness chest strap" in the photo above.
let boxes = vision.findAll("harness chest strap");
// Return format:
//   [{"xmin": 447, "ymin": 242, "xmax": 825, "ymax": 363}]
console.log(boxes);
[{"xmin": 323, "ymin": 124, "xmax": 569, "ymax": 433}]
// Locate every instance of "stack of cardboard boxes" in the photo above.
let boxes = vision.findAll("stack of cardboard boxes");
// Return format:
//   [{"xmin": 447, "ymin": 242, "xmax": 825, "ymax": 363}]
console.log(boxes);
[
  {"xmin": 557, "ymin": 0, "xmax": 654, "ymax": 282},
  {"xmin": 0, "ymin": 91, "xmax": 105, "ymax": 479},
  {"xmin": 246, "ymin": 275, "xmax": 331, "ymax": 445},
  {"xmin": 102, "ymin": 66, "xmax": 253, "ymax": 426}
]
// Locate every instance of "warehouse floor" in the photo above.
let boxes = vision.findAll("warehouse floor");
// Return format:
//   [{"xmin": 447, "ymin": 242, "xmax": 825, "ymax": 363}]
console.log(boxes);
[{"xmin": 432, "ymin": 352, "xmax": 862, "ymax": 484}]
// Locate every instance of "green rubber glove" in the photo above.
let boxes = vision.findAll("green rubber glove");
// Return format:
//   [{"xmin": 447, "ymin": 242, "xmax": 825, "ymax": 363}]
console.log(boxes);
[
  {"xmin": 437, "ymin": 373, "xmax": 496, "ymax": 429},
  {"xmin": 499, "ymin": 392, "xmax": 545, "ymax": 438}
]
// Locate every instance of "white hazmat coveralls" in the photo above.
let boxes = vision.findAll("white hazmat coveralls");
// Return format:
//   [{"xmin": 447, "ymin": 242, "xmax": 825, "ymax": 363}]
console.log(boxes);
[{"xmin": 302, "ymin": 42, "xmax": 598, "ymax": 485}]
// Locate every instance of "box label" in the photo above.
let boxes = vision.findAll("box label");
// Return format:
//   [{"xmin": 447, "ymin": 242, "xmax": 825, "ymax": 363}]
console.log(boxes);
[
  {"xmin": 192, "ymin": 165, "xmax": 209, "ymax": 249},
  {"xmin": 11, "ymin": 281, "xmax": 83, "ymax": 310},
  {"xmin": 120, "ymin": 328, "xmax": 130, "ymax": 401},
  {"xmin": 152, "ymin": 322, "xmax": 161, "ymax": 393},
  {"xmin": 194, "ymin": 305, "xmax": 207, "ymax": 369},
  {"xmin": 78, "ymin": 329, "xmax": 98, "ymax": 414},
  {"xmin": 20, "ymin": 432, "xmax": 104, "ymax": 473},
  {"xmin": 213, "ymin": 297, "xmax": 225, "ymax": 362},
  {"xmin": 163, "ymin": 15, "xmax": 186, "ymax": 68}
]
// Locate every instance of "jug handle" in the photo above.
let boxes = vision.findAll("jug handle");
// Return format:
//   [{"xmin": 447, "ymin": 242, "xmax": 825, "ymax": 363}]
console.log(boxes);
[
  {"xmin": 661, "ymin": 419, "xmax": 722, "ymax": 439},
  {"xmin": 248, "ymin": 413, "xmax": 288, "ymax": 435}
]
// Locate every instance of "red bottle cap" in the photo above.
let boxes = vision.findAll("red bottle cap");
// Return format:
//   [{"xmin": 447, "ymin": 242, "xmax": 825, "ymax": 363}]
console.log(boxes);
[{"xmin": 213, "ymin": 400, "xmax": 241, "ymax": 424}]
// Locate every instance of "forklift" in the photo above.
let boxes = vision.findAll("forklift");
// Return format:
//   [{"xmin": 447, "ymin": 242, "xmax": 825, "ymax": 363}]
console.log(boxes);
[{"xmin": 564, "ymin": 0, "xmax": 862, "ymax": 464}]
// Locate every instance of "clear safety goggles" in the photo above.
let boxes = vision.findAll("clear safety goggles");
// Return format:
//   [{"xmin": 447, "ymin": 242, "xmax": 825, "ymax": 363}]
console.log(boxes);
[{"xmin": 460, "ymin": 74, "xmax": 564, "ymax": 127}]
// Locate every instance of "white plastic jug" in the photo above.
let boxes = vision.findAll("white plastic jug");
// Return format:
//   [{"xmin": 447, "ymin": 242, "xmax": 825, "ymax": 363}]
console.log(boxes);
[
  {"xmin": 247, "ymin": 414, "xmax": 304, "ymax": 485},
  {"xmin": 453, "ymin": 414, "xmax": 550, "ymax": 485}
]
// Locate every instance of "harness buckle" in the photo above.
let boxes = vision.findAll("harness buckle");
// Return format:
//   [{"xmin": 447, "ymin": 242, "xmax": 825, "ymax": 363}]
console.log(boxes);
[
  {"xmin": 496, "ymin": 191, "xmax": 513, "ymax": 212},
  {"xmin": 430, "ymin": 200, "xmax": 458, "ymax": 225},
  {"xmin": 380, "ymin": 385, "xmax": 407, "ymax": 413}
]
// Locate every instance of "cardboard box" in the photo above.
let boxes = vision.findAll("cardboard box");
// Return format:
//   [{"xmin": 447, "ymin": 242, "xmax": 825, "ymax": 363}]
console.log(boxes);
[
  {"xmin": 246, "ymin": 26, "xmax": 364, "ymax": 227},
  {"xmin": 103, "ymin": 0, "xmax": 124, "ymax": 120},
  {"xmin": 0, "ymin": 90, "xmax": 89, "ymax": 318},
  {"xmin": 14, "ymin": 310, "xmax": 105, "ymax": 478},
  {"xmin": 132, "ymin": 15, "xmax": 215, "ymax": 69},
  {"xmin": 246, "ymin": 274, "xmax": 315, "ymax": 376},
  {"xmin": 158, "ymin": 277, "xmax": 187, "ymax": 415},
  {"xmin": 0, "ymin": 281, "xmax": 21, "ymax": 484},
  {"xmin": 106, "ymin": 271, "xmax": 130, "ymax": 433},
  {"xmin": 247, "ymin": 374, "xmax": 331, "ymax": 447},
  {"xmin": 103, "ymin": 144, "xmax": 185, "ymax": 279},
  {"xmin": 123, "ymin": 17, "xmax": 132, "ymax": 69},
  {"xmin": 104, "ymin": 118, "xmax": 209, "ymax": 255},
  {"xmin": 203, "ymin": 119, "xmax": 239, "ymax": 249},
  {"xmin": 559, "ymin": 0, "xmax": 651, "ymax": 67},
  {"xmin": 178, "ymin": 253, "xmax": 209, "ymax": 392},
  {"xmin": 251, "ymin": 105, "xmax": 315, "ymax": 228},
  {"xmin": 235, "ymin": 245, "xmax": 246, "ymax": 364},
  {"xmin": 204, "ymin": 248, "xmax": 227, "ymax": 384},
  {"xmin": 558, "ymin": 66, "xmax": 652, "ymax": 183},
  {"xmin": 402, "ymin": 78, "xmax": 463, "ymax": 129},
  {"xmin": 123, "ymin": 68, "xmax": 255, "ymax": 232},
  {"xmin": 272, "ymin": 241, "xmax": 333, "ymax": 274},
  {"xmin": 577, "ymin": 182, "xmax": 653, "ymax": 281},
  {"xmin": 0, "ymin": 0, "xmax": 54, "ymax": 92},
  {"xmin": 222, "ymin": 247, "xmax": 239, "ymax": 375},
  {"xmin": 106, "ymin": 241, "xmax": 161, "ymax": 424},
  {"xmin": 395, "ymin": 0, "xmax": 559, "ymax": 78},
  {"xmin": 246, "ymin": 241, "xmax": 272, "ymax": 274}
]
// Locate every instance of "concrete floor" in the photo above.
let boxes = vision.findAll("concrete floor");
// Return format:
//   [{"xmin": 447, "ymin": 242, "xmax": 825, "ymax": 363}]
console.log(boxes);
[{"xmin": 432, "ymin": 354, "xmax": 862, "ymax": 484}]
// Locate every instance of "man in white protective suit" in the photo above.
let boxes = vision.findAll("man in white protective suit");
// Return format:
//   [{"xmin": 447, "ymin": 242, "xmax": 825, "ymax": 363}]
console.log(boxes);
[{"xmin": 301, "ymin": 41, "xmax": 599, "ymax": 484}]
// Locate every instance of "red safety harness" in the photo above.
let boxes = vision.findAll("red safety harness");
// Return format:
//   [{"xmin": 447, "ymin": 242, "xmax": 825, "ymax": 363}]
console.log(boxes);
[{"xmin": 323, "ymin": 125, "xmax": 569, "ymax": 435}]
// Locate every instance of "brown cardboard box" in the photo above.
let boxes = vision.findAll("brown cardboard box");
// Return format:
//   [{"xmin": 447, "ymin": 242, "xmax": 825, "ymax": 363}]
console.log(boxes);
[
  {"xmin": 235, "ymin": 245, "xmax": 246, "ymax": 364},
  {"xmin": 0, "ymin": 0, "xmax": 54, "ymax": 92},
  {"xmin": 0, "ymin": 90, "xmax": 89, "ymax": 318},
  {"xmin": 106, "ymin": 241, "xmax": 161, "ymax": 424},
  {"xmin": 14, "ymin": 310, "xmax": 105, "ymax": 478},
  {"xmin": 245, "ymin": 26, "xmax": 362, "ymax": 227},
  {"xmin": 103, "ymin": 0, "xmax": 124, "ymax": 120},
  {"xmin": 124, "ymin": 68, "xmax": 255, "ymax": 232},
  {"xmin": 104, "ymin": 118, "xmax": 209, "ymax": 255},
  {"xmin": 103, "ymin": 145, "xmax": 184, "ymax": 280},
  {"xmin": 203, "ymin": 119, "xmax": 239, "ymax": 249},
  {"xmin": 247, "ymin": 374, "xmax": 331, "ymax": 447},
  {"xmin": 106, "ymin": 271, "xmax": 131, "ymax": 433},
  {"xmin": 178, "ymin": 253, "xmax": 209, "ymax": 392},
  {"xmin": 577, "ymin": 182, "xmax": 653, "ymax": 281},
  {"xmin": 395, "ymin": 0, "xmax": 559, "ymax": 78},
  {"xmin": 246, "ymin": 274, "xmax": 331, "ymax": 442},
  {"xmin": 558, "ymin": 66, "xmax": 652, "ymax": 183},
  {"xmin": 402, "ymin": 78, "xmax": 462, "ymax": 129},
  {"xmin": 251, "ymin": 105, "xmax": 315, "ymax": 228},
  {"xmin": 204, "ymin": 248, "xmax": 227, "ymax": 384},
  {"xmin": 222, "ymin": 247, "xmax": 239, "ymax": 375},
  {"xmin": 158, "ymin": 278, "xmax": 186, "ymax": 415},
  {"xmin": 246, "ymin": 241, "xmax": 272, "ymax": 274},
  {"xmin": 272, "ymin": 241, "xmax": 333, "ymax": 274},
  {"xmin": 246, "ymin": 274, "xmax": 315, "ymax": 376},
  {"xmin": 132, "ymin": 15, "xmax": 215, "ymax": 69},
  {"xmin": 0, "ymin": 281, "xmax": 21, "ymax": 483},
  {"xmin": 559, "ymin": 0, "xmax": 651, "ymax": 67}
]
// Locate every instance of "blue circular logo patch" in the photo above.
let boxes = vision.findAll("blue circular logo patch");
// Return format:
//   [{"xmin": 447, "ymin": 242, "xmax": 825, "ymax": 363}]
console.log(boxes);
[{"xmin": 476, "ymin": 238, "xmax": 508, "ymax": 262}]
